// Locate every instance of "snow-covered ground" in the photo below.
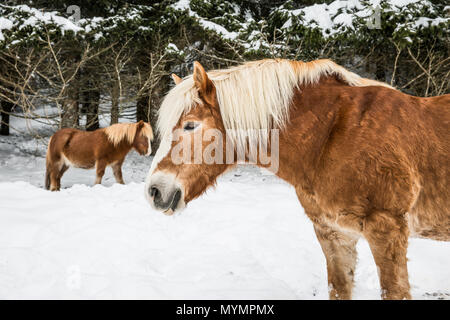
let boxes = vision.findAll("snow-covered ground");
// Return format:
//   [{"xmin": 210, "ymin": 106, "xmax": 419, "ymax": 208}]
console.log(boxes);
[{"xmin": 0, "ymin": 117, "xmax": 449, "ymax": 299}]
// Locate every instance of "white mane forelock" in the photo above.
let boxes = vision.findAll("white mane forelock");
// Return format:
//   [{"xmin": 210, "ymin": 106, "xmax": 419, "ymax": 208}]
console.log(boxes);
[{"xmin": 157, "ymin": 58, "xmax": 392, "ymax": 150}]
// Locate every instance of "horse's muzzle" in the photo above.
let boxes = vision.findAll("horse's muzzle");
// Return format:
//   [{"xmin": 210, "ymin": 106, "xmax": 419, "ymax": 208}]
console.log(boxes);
[
  {"xmin": 146, "ymin": 172, "xmax": 185, "ymax": 215},
  {"xmin": 150, "ymin": 185, "xmax": 181, "ymax": 213}
]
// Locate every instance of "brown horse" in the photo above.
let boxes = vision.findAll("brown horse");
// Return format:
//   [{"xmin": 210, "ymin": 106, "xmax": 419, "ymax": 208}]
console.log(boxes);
[
  {"xmin": 46, "ymin": 120, "xmax": 153, "ymax": 191},
  {"xmin": 145, "ymin": 59, "xmax": 449, "ymax": 299}
]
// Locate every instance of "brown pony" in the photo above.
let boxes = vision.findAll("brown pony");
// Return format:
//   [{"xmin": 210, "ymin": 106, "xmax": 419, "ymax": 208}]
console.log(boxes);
[
  {"xmin": 145, "ymin": 59, "xmax": 449, "ymax": 299},
  {"xmin": 46, "ymin": 120, "xmax": 153, "ymax": 191}
]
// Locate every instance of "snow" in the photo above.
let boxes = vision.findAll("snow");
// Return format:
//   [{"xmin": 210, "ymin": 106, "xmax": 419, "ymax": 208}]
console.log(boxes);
[
  {"xmin": 279, "ymin": 0, "xmax": 444, "ymax": 38},
  {"xmin": 0, "ymin": 130, "xmax": 449, "ymax": 299},
  {"xmin": 1, "ymin": 0, "xmax": 447, "ymax": 47},
  {"xmin": 280, "ymin": 1, "xmax": 357, "ymax": 35},
  {"xmin": 14, "ymin": 5, "xmax": 82, "ymax": 33},
  {"xmin": 0, "ymin": 17, "xmax": 13, "ymax": 41},
  {"xmin": 172, "ymin": 0, "xmax": 190, "ymax": 11},
  {"xmin": 0, "ymin": 17, "xmax": 13, "ymax": 30},
  {"xmin": 198, "ymin": 20, "xmax": 239, "ymax": 40},
  {"xmin": 0, "ymin": 4, "xmax": 150, "ymax": 44},
  {"xmin": 171, "ymin": 0, "xmax": 240, "ymax": 41},
  {"xmin": 390, "ymin": 0, "xmax": 422, "ymax": 7},
  {"xmin": 414, "ymin": 17, "xmax": 450, "ymax": 28},
  {"xmin": 166, "ymin": 43, "xmax": 184, "ymax": 55},
  {"xmin": 279, "ymin": 1, "xmax": 366, "ymax": 36}
]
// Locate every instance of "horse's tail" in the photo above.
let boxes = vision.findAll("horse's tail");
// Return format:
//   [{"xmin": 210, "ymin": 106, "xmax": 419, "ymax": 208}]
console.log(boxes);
[
  {"xmin": 45, "ymin": 136, "xmax": 53, "ymax": 190},
  {"xmin": 45, "ymin": 167, "xmax": 50, "ymax": 190}
]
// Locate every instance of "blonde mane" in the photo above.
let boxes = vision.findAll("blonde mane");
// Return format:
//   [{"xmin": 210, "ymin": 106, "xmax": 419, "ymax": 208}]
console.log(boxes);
[
  {"xmin": 157, "ymin": 59, "xmax": 393, "ymax": 146},
  {"xmin": 104, "ymin": 122, "xmax": 153, "ymax": 146}
]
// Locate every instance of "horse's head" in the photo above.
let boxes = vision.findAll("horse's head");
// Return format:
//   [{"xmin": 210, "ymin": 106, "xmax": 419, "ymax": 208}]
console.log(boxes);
[
  {"xmin": 133, "ymin": 120, "xmax": 154, "ymax": 156},
  {"xmin": 145, "ymin": 62, "xmax": 232, "ymax": 215}
]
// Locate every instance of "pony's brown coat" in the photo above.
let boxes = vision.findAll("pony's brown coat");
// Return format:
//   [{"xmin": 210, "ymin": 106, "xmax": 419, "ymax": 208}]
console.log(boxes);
[
  {"xmin": 149, "ymin": 60, "xmax": 449, "ymax": 299},
  {"xmin": 46, "ymin": 121, "xmax": 153, "ymax": 191}
]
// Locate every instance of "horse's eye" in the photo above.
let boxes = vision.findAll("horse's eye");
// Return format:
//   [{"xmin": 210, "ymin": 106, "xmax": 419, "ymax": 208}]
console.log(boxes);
[{"xmin": 183, "ymin": 122, "xmax": 198, "ymax": 131}]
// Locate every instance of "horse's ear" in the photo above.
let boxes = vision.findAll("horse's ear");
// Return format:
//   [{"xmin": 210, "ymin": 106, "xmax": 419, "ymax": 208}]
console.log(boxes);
[
  {"xmin": 193, "ymin": 61, "xmax": 214, "ymax": 97},
  {"xmin": 137, "ymin": 120, "xmax": 144, "ymax": 129},
  {"xmin": 171, "ymin": 73, "xmax": 182, "ymax": 85}
]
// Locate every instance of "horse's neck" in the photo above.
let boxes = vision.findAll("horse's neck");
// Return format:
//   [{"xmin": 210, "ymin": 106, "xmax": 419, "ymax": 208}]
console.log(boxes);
[
  {"xmin": 110, "ymin": 137, "xmax": 134, "ymax": 154},
  {"xmin": 274, "ymin": 78, "xmax": 348, "ymax": 190}
]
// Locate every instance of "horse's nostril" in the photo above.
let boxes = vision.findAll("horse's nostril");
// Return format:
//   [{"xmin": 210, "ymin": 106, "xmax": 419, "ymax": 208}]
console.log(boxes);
[
  {"xmin": 171, "ymin": 189, "xmax": 182, "ymax": 211},
  {"xmin": 150, "ymin": 186, "xmax": 160, "ymax": 199}
]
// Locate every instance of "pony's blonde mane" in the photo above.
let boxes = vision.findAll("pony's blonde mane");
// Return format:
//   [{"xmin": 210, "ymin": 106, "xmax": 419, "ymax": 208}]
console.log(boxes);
[
  {"xmin": 158, "ymin": 59, "xmax": 393, "ymax": 146},
  {"xmin": 104, "ymin": 122, "xmax": 153, "ymax": 146}
]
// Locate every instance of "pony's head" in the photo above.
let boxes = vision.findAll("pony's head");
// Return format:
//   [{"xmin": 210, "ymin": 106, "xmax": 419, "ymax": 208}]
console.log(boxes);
[
  {"xmin": 145, "ymin": 62, "xmax": 231, "ymax": 214},
  {"xmin": 104, "ymin": 121, "xmax": 154, "ymax": 156},
  {"xmin": 133, "ymin": 121, "xmax": 154, "ymax": 156}
]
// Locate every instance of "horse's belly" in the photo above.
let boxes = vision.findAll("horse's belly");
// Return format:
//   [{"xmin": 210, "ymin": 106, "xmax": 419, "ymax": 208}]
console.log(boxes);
[
  {"xmin": 408, "ymin": 205, "xmax": 450, "ymax": 241},
  {"xmin": 62, "ymin": 152, "xmax": 95, "ymax": 169}
]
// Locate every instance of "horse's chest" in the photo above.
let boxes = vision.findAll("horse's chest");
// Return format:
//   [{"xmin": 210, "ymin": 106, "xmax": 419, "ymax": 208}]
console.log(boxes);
[{"xmin": 296, "ymin": 186, "xmax": 365, "ymax": 234}]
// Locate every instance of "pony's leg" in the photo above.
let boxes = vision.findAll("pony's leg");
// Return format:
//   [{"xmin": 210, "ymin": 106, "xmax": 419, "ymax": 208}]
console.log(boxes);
[
  {"xmin": 48, "ymin": 161, "xmax": 63, "ymax": 191},
  {"xmin": 49, "ymin": 169, "xmax": 60, "ymax": 191},
  {"xmin": 95, "ymin": 160, "xmax": 107, "ymax": 185},
  {"xmin": 111, "ymin": 161, "xmax": 125, "ymax": 184},
  {"xmin": 363, "ymin": 210, "xmax": 411, "ymax": 300},
  {"xmin": 313, "ymin": 223, "xmax": 359, "ymax": 299},
  {"xmin": 56, "ymin": 164, "xmax": 69, "ymax": 190}
]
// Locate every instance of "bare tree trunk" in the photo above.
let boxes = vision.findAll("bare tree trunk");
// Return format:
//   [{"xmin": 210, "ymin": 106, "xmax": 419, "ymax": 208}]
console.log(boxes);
[
  {"xmin": 79, "ymin": 67, "xmax": 100, "ymax": 131},
  {"xmin": 147, "ymin": 94, "xmax": 159, "ymax": 156},
  {"xmin": 0, "ymin": 100, "xmax": 12, "ymax": 136},
  {"xmin": 61, "ymin": 82, "xmax": 79, "ymax": 128},
  {"xmin": 110, "ymin": 80, "xmax": 120, "ymax": 125},
  {"xmin": 86, "ymin": 88, "xmax": 100, "ymax": 131},
  {"xmin": 149, "ymin": 85, "xmax": 163, "ymax": 129},
  {"xmin": 0, "ymin": 83, "xmax": 14, "ymax": 136},
  {"xmin": 376, "ymin": 61, "xmax": 386, "ymax": 82},
  {"xmin": 136, "ymin": 95, "xmax": 149, "ymax": 122}
]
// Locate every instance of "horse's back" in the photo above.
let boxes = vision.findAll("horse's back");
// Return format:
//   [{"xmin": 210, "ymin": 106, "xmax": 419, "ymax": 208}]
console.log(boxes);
[
  {"xmin": 48, "ymin": 128, "xmax": 79, "ymax": 156},
  {"xmin": 48, "ymin": 128, "xmax": 99, "ymax": 169}
]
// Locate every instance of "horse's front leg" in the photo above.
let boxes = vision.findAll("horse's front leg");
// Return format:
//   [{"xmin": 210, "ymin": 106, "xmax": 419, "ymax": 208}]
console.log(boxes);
[
  {"xmin": 95, "ymin": 160, "xmax": 107, "ymax": 185},
  {"xmin": 313, "ymin": 223, "xmax": 359, "ymax": 299},
  {"xmin": 111, "ymin": 160, "xmax": 125, "ymax": 184},
  {"xmin": 363, "ymin": 210, "xmax": 411, "ymax": 300}
]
